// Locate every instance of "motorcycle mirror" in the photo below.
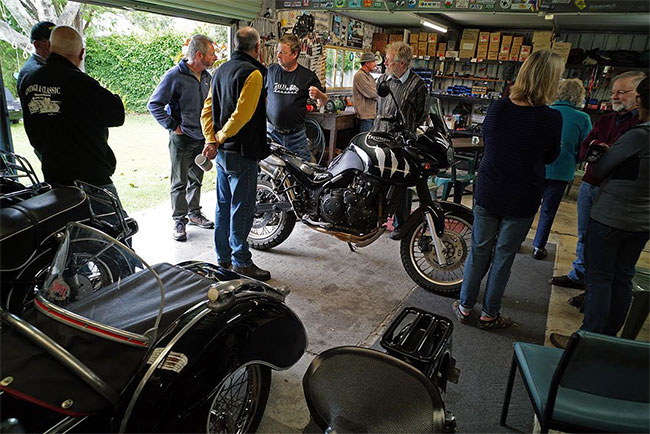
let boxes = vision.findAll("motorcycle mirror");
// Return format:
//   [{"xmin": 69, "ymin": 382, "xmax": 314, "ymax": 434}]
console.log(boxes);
[{"xmin": 377, "ymin": 81, "xmax": 390, "ymax": 98}]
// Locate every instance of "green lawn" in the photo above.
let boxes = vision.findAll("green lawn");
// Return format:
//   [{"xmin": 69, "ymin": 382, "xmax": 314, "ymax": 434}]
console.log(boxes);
[{"xmin": 10, "ymin": 114, "xmax": 216, "ymax": 213}]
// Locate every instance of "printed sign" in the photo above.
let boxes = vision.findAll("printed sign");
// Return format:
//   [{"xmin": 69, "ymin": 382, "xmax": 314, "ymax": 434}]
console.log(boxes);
[
  {"xmin": 347, "ymin": 18, "xmax": 363, "ymax": 47},
  {"xmin": 456, "ymin": 0, "xmax": 469, "ymax": 7}
]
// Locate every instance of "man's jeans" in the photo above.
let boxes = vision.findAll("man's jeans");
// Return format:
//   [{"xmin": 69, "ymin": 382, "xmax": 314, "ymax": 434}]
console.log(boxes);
[
  {"xmin": 358, "ymin": 118, "xmax": 374, "ymax": 133},
  {"xmin": 568, "ymin": 182, "xmax": 600, "ymax": 283},
  {"xmin": 169, "ymin": 133, "xmax": 204, "ymax": 223},
  {"xmin": 214, "ymin": 150, "xmax": 258, "ymax": 268},
  {"xmin": 267, "ymin": 125, "xmax": 311, "ymax": 162},
  {"xmin": 533, "ymin": 180, "xmax": 568, "ymax": 250},
  {"xmin": 582, "ymin": 219, "xmax": 649, "ymax": 335},
  {"xmin": 460, "ymin": 204, "xmax": 534, "ymax": 318}
]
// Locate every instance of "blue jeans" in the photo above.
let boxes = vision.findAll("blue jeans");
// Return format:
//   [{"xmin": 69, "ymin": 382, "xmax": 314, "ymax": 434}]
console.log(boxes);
[
  {"xmin": 460, "ymin": 204, "xmax": 535, "ymax": 318},
  {"xmin": 532, "ymin": 180, "xmax": 568, "ymax": 249},
  {"xmin": 214, "ymin": 150, "xmax": 259, "ymax": 268},
  {"xmin": 358, "ymin": 119, "xmax": 374, "ymax": 133},
  {"xmin": 267, "ymin": 124, "xmax": 311, "ymax": 162},
  {"xmin": 581, "ymin": 219, "xmax": 649, "ymax": 335},
  {"xmin": 568, "ymin": 182, "xmax": 600, "ymax": 283}
]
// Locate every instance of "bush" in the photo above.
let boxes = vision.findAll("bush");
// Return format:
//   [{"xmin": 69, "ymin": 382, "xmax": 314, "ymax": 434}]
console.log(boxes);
[{"xmin": 85, "ymin": 34, "xmax": 183, "ymax": 113}]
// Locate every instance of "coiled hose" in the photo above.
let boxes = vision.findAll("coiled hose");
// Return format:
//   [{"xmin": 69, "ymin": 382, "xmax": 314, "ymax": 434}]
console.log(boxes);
[{"xmin": 305, "ymin": 117, "xmax": 326, "ymax": 165}]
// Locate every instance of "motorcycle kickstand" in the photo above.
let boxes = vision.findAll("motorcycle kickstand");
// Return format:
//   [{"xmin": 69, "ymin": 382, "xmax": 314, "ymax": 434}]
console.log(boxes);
[{"xmin": 347, "ymin": 242, "xmax": 357, "ymax": 252}]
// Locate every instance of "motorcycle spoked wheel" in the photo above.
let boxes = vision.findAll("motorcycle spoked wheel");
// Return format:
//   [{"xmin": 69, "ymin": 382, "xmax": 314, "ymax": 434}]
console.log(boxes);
[
  {"xmin": 400, "ymin": 214, "xmax": 472, "ymax": 296},
  {"xmin": 198, "ymin": 365, "xmax": 271, "ymax": 434},
  {"xmin": 248, "ymin": 178, "xmax": 296, "ymax": 250}
]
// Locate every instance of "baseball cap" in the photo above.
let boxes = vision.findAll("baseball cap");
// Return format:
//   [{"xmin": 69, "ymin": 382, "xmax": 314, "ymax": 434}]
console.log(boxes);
[{"xmin": 30, "ymin": 21, "xmax": 55, "ymax": 42}]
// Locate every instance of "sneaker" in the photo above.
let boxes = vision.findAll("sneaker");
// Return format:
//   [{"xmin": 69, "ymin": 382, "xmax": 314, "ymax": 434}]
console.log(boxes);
[
  {"xmin": 568, "ymin": 292, "xmax": 586, "ymax": 311},
  {"xmin": 233, "ymin": 263, "xmax": 271, "ymax": 281},
  {"xmin": 188, "ymin": 212, "xmax": 214, "ymax": 229},
  {"xmin": 549, "ymin": 332, "xmax": 571, "ymax": 349},
  {"xmin": 548, "ymin": 275, "xmax": 586, "ymax": 290},
  {"xmin": 173, "ymin": 221, "xmax": 187, "ymax": 242},
  {"xmin": 532, "ymin": 247, "xmax": 547, "ymax": 260},
  {"xmin": 389, "ymin": 228, "xmax": 401, "ymax": 241},
  {"xmin": 477, "ymin": 314, "xmax": 514, "ymax": 330}
]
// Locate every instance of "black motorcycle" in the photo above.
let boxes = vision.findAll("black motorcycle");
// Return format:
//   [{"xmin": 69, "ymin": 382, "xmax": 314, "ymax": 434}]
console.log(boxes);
[
  {"xmin": 0, "ymin": 151, "xmax": 138, "ymax": 314},
  {"xmin": 0, "ymin": 223, "xmax": 307, "ymax": 433},
  {"xmin": 250, "ymin": 83, "xmax": 473, "ymax": 295}
]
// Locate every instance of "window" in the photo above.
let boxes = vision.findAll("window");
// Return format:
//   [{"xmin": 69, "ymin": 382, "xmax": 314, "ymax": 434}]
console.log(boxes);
[{"xmin": 325, "ymin": 46, "xmax": 362, "ymax": 90}]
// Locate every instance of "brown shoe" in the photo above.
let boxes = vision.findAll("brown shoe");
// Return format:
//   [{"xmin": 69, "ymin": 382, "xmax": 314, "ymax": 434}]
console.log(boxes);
[
  {"xmin": 548, "ymin": 275, "xmax": 586, "ymax": 290},
  {"xmin": 188, "ymin": 212, "xmax": 214, "ymax": 229},
  {"xmin": 549, "ymin": 332, "xmax": 571, "ymax": 349},
  {"xmin": 233, "ymin": 263, "xmax": 271, "ymax": 281}
]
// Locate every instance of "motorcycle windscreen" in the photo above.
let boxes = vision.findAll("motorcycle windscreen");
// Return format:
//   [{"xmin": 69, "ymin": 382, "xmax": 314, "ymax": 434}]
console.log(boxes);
[{"xmin": 352, "ymin": 132, "xmax": 414, "ymax": 184}]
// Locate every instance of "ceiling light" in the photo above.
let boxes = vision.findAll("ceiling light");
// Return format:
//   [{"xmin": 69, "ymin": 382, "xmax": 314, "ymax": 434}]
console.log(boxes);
[{"xmin": 421, "ymin": 19, "xmax": 447, "ymax": 33}]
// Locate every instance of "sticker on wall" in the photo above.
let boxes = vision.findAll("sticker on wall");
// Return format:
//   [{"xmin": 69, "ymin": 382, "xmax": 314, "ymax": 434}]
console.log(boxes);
[
  {"xmin": 419, "ymin": 0, "xmax": 441, "ymax": 6},
  {"xmin": 303, "ymin": 0, "xmax": 309, "ymax": 6},
  {"xmin": 408, "ymin": 0, "xmax": 417, "ymax": 8},
  {"xmin": 574, "ymin": 0, "xmax": 586, "ymax": 9},
  {"xmin": 323, "ymin": 1, "xmax": 334, "ymax": 6},
  {"xmin": 349, "ymin": 0, "xmax": 361, "ymax": 6},
  {"xmin": 499, "ymin": 0, "xmax": 512, "ymax": 7},
  {"xmin": 335, "ymin": 0, "xmax": 345, "ymax": 7},
  {"xmin": 373, "ymin": 1, "xmax": 384, "ymax": 7},
  {"xmin": 444, "ymin": 0, "xmax": 454, "ymax": 7},
  {"xmin": 484, "ymin": 3, "xmax": 494, "ymax": 7},
  {"xmin": 456, "ymin": 0, "xmax": 469, "ymax": 7},
  {"xmin": 469, "ymin": 3, "xmax": 483, "ymax": 8},
  {"xmin": 364, "ymin": 0, "xmax": 373, "ymax": 6},
  {"xmin": 510, "ymin": 2, "xmax": 531, "ymax": 8}
]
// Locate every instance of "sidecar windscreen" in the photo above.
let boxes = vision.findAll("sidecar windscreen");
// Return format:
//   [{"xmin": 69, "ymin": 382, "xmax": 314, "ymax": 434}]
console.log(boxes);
[{"xmin": 37, "ymin": 223, "xmax": 164, "ymax": 343}]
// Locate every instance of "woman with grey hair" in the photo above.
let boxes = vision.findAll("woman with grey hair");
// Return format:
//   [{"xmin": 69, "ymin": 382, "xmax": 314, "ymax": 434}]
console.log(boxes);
[{"xmin": 532, "ymin": 78, "xmax": 592, "ymax": 259}]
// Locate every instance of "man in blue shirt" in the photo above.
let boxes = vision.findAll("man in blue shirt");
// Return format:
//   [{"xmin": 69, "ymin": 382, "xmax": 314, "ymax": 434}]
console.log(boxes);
[{"xmin": 148, "ymin": 34, "xmax": 216, "ymax": 241}]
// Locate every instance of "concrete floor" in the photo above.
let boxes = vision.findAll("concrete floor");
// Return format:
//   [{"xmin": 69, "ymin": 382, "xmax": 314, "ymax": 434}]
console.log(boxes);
[{"xmin": 131, "ymin": 182, "xmax": 649, "ymax": 433}]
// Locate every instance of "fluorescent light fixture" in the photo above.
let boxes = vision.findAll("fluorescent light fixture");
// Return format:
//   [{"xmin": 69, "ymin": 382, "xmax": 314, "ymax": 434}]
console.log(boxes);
[{"xmin": 421, "ymin": 19, "xmax": 447, "ymax": 33}]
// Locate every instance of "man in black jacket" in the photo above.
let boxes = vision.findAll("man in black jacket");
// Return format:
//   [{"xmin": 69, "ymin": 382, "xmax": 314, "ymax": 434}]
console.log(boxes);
[
  {"xmin": 200, "ymin": 27, "xmax": 271, "ymax": 281},
  {"xmin": 22, "ymin": 25, "xmax": 126, "ymax": 208},
  {"xmin": 17, "ymin": 21, "xmax": 55, "ymax": 110}
]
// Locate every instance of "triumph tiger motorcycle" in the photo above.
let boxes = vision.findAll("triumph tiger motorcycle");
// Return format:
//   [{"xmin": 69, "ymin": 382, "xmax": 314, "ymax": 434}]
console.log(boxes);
[
  {"xmin": 0, "ymin": 223, "xmax": 307, "ymax": 433},
  {"xmin": 250, "ymin": 83, "xmax": 473, "ymax": 295},
  {"xmin": 0, "ymin": 151, "xmax": 138, "ymax": 315}
]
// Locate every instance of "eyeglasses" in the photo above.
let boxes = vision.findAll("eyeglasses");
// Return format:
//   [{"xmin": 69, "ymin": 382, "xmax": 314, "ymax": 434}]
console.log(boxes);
[{"xmin": 610, "ymin": 89, "xmax": 635, "ymax": 96}]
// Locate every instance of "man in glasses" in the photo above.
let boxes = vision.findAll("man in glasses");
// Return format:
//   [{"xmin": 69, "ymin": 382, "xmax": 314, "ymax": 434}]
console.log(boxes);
[{"xmin": 549, "ymin": 71, "xmax": 646, "ymax": 307}]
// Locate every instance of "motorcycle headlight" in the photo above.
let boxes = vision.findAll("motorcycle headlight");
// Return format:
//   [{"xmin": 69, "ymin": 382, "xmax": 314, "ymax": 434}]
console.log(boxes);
[{"xmin": 446, "ymin": 147, "xmax": 454, "ymax": 165}]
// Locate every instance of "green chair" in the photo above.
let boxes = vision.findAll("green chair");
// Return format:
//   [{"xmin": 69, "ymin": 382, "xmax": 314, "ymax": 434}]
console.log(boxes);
[
  {"xmin": 501, "ymin": 331, "xmax": 650, "ymax": 433},
  {"xmin": 434, "ymin": 152, "xmax": 478, "ymax": 204}
]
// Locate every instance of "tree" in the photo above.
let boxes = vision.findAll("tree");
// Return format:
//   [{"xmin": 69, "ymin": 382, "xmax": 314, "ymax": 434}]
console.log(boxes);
[{"xmin": 0, "ymin": 0, "xmax": 83, "ymax": 54}]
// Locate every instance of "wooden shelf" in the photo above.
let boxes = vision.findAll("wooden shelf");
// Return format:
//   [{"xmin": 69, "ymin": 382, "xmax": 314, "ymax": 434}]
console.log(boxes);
[
  {"xmin": 413, "ymin": 57, "xmax": 522, "ymax": 65},
  {"xmin": 433, "ymin": 75, "xmax": 505, "ymax": 82},
  {"xmin": 432, "ymin": 94, "xmax": 499, "ymax": 104}
]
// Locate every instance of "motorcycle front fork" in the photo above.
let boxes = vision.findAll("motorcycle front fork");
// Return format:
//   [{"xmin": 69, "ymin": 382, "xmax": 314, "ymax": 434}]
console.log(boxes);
[
  {"xmin": 416, "ymin": 180, "xmax": 448, "ymax": 267},
  {"xmin": 424, "ymin": 211, "xmax": 448, "ymax": 267}
]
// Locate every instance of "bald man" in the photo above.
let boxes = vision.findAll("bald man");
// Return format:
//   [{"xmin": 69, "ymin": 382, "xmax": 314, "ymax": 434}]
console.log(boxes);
[{"xmin": 22, "ymin": 26, "xmax": 126, "ymax": 206}]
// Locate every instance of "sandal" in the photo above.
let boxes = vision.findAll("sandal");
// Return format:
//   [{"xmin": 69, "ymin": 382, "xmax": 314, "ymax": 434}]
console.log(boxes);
[
  {"xmin": 477, "ymin": 314, "xmax": 514, "ymax": 330},
  {"xmin": 452, "ymin": 300, "xmax": 471, "ymax": 324}
]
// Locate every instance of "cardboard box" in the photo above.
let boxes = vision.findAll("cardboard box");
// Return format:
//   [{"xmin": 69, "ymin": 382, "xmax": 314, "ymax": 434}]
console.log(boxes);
[
  {"xmin": 479, "ymin": 32, "xmax": 490, "ymax": 43},
  {"xmin": 418, "ymin": 41, "xmax": 427, "ymax": 52},
  {"xmin": 428, "ymin": 33, "xmax": 438, "ymax": 44},
  {"xmin": 410, "ymin": 43, "xmax": 418, "ymax": 53},
  {"xmin": 409, "ymin": 33, "xmax": 419, "ymax": 44},
  {"xmin": 419, "ymin": 32, "xmax": 429, "ymax": 42},
  {"xmin": 459, "ymin": 49, "xmax": 475, "ymax": 59},
  {"xmin": 438, "ymin": 43, "xmax": 447, "ymax": 56},
  {"xmin": 427, "ymin": 42, "xmax": 437, "ymax": 56},
  {"xmin": 533, "ymin": 41, "xmax": 552, "ymax": 53},
  {"xmin": 533, "ymin": 31, "xmax": 552, "ymax": 43},
  {"xmin": 489, "ymin": 32, "xmax": 501, "ymax": 52},
  {"xmin": 445, "ymin": 50, "xmax": 459, "ymax": 58},
  {"xmin": 478, "ymin": 41, "xmax": 489, "ymax": 52},
  {"xmin": 512, "ymin": 36, "xmax": 524, "ymax": 47},
  {"xmin": 487, "ymin": 51, "xmax": 499, "ymax": 60},
  {"xmin": 461, "ymin": 28, "xmax": 480, "ymax": 41},
  {"xmin": 519, "ymin": 45, "xmax": 531, "ymax": 62},
  {"xmin": 552, "ymin": 41, "xmax": 572, "ymax": 62},
  {"xmin": 389, "ymin": 33, "xmax": 403, "ymax": 43},
  {"xmin": 476, "ymin": 50, "xmax": 488, "ymax": 59},
  {"xmin": 446, "ymin": 40, "xmax": 456, "ymax": 50},
  {"xmin": 500, "ymin": 35, "xmax": 513, "ymax": 52}
]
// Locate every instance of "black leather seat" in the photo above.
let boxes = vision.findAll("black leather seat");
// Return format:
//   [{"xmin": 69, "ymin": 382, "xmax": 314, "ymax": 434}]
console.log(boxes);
[{"xmin": 0, "ymin": 187, "xmax": 90, "ymax": 271}]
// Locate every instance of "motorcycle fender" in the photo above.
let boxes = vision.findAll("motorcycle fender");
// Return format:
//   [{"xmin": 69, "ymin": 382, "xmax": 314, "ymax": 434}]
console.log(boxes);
[
  {"xmin": 401, "ymin": 203, "xmax": 446, "ymax": 237},
  {"xmin": 120, "ymin": 296, "xmax": 307, "ymax": 432},
  {"xmin": 438, "ymin": 201, "xmax": 473, "ymax": 225}
]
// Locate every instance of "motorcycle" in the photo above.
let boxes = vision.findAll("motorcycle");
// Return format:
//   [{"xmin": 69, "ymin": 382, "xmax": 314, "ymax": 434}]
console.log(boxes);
[
  {"xmin": 302, "ymin": 307, "xmax": 459, "ymax": 433},
  {"xmin": 0, "ymin": 151, "xmax": 138, "ymax": 314},
  {"xmin": 0, "ymin": 222, "xmax": 307, "ymax": 433},
  {"xmin": 250, "ymin": 83, "xmax": 473, "ymax": 295}
]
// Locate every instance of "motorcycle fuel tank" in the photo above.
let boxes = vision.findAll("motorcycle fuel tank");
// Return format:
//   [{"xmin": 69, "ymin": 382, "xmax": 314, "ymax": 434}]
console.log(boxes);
[{"xmin": 345, "ymin": 132, "xmax": 416, "ymax": 184}]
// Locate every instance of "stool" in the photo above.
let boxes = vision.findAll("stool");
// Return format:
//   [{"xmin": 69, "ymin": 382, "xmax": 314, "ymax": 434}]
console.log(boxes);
[{"xmin": 621, "ymin": 267, "xmax": 650, "ymax": 340}]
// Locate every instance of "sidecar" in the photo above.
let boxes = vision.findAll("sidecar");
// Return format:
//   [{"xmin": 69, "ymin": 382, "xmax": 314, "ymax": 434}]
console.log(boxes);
[{"xmin": 0, "ymin": 223, "xmax": 307, "ymax": 433}]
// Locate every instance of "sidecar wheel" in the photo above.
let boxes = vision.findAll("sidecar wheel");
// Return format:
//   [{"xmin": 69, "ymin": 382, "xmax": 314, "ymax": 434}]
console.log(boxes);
[
  {"xmin": 195, "ymin": 364, "xmax": 271, "ymax": 434},
  {"xmin": 400, "ymin": 214, "xmax": 472, "ymax": 296},
  {"xmin": 248, "ymin": 178, "xmax": 295, "ymax": 251}
]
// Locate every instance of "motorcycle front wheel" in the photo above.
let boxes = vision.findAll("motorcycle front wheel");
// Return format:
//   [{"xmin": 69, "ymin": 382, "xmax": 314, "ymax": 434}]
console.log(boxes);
[
  {"xmin": 198, "ymin": 364, "xmax": 271, "ymax": 434},
  {"xmin": 400, "ymin": 214, "xmax": 472, "ymax": 296},
  {"xmin": 248, "ymin": 178, "xmax": 296, "ymax": 250}
]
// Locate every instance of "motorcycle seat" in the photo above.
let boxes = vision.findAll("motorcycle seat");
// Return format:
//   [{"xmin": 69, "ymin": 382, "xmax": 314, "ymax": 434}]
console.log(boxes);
[
  {"xmin": 303, "ymin": 346, "xmax": 446, "ymax": 433},
  {"xmin": 0, "ymin": 187, "xmax": 90, "ymax": 271}
]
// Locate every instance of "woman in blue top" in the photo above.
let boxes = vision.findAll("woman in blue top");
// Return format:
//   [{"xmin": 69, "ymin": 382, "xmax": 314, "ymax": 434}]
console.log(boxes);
[
  {"xmin": 453, "ymin": 50, "xmax": 564, "ymax": 329},
  {"xmin": 532, "ymin": 79, "xmax": 592, "ymax": 259}
]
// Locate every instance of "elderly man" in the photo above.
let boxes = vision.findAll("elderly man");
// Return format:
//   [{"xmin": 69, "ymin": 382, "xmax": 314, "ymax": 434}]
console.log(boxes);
[
  {"xmin": 22, "ymin": 26, "xmax": 125, "ymax": 208},
  {"xmin": 17, "ymin": 21, "xmax": 55, "ymax": 102},
  {"xmin": 375, "ymin": 42, "xmax": 428, "ymax": 240},
  {"xmin": 353, "ymin": 52, "xmax": 378, "ymax": 133},
  {"xmin": 266, "ymin": 34, "xmax": 328, "ymax": 162},
  {"xmin": 200, "ymin": 27, "xmax": 271, "ymax": 281},
  {"xmin": 148, "ymin": 34, "xmax": 216, "ymax": 242},
  {"xmin": 549, "ymin": 71, "xmax": 645, "ymax": 305}
]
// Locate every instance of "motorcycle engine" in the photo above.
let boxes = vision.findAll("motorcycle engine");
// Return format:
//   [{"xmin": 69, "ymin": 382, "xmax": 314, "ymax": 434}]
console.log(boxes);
[{"xmin": 320, "ymin": 175, "xmax": 379, "ymax": 231}]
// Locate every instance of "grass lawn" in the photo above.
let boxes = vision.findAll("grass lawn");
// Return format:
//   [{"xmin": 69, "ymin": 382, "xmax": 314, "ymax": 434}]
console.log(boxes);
[{"xmin": 10, "ymin": 114, "xmax": 216, "ymax": 214}]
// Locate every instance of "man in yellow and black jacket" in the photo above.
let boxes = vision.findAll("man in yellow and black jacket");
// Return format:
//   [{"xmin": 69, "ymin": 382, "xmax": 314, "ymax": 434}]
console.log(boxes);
[{"xmin": 201, "ymin": 26, "xmax": 271, "ymax": 281}]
